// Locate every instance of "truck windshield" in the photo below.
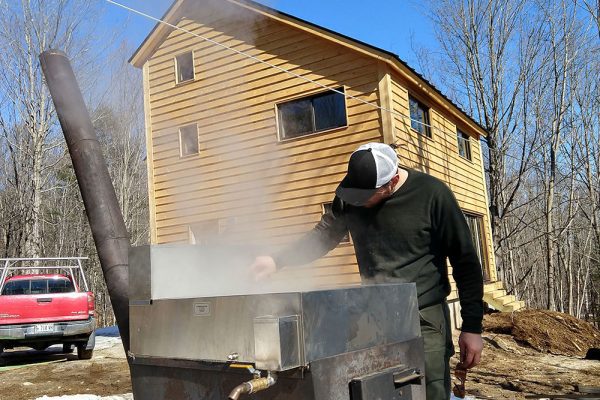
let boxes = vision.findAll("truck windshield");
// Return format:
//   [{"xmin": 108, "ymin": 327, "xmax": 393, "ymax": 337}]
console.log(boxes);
[{"xmin": 1, "ymin": 278, "xmax": 75, "ymax": 295}]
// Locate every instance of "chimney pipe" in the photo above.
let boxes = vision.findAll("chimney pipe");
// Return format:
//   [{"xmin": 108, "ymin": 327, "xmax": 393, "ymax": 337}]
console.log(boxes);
[{"xmin": 39, "ymin": 49, "xmax": 130, "ymax": 354}]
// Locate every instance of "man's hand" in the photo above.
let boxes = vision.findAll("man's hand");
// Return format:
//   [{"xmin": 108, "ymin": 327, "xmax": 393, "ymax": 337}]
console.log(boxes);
[
  {"xmin": 458, "ymin": 331, "xmax": 483, "ymax": 369},
  {"xmin": 250, "ymin": 256, "xmax": 277, "ymax": 280}
]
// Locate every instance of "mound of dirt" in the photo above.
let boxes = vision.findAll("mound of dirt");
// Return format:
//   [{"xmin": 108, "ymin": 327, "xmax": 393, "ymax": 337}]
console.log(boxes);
[{"xmin": 484, "ymin": 309, "xmax": 600, "ymax": 357}]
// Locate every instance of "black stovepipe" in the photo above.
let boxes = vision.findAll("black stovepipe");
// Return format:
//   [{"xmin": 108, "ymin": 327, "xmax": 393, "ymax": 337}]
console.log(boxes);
[{"xmin": 39, "ymin": 49, "xmax": 131, "ymax": 355}]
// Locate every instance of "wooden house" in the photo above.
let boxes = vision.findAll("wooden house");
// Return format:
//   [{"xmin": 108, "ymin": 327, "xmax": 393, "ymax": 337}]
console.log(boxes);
[{"xmin": 130, "ymin": 0, "xmax": 523, "ymax": 325}]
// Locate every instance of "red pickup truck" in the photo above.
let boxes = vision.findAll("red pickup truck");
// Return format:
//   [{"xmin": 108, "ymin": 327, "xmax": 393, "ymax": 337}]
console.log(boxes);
[{"xmin": 0, "ymin": 258, "xmax": 96, "ymax": 360}]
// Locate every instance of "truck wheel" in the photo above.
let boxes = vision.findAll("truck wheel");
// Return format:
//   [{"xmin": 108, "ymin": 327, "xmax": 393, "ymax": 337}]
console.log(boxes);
[
  {"xmin": 63, "ymin": 344, "xmax": 74, "ymax": 354},
  {"xmin": 77, "ymin": 344, "xmax": 93, "ymax": 360}
]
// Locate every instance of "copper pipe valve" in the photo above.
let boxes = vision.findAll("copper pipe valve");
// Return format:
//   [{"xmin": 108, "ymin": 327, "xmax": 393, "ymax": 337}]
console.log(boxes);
[{"xmin": 228, "ymin": 372, "xmax": 277, "ymax": 399}]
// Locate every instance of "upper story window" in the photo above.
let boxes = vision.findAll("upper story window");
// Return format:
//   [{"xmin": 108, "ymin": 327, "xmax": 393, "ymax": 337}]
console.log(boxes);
[
  {"xmin": 277, "ymin": 88, "xmax": 347, "ymax": 140},
  {"xmin": 457, "ymin": 130, "xmax": 472, "ymax": 160},
  {"xmin": 175, "ymin": 51, "xmax": 194, "ymax": 84},
  {"xmin": 179, "ymin": 124, "xmax": 199, "ymax": 157},
  {"xmin": 409, "ymin": 95, "xmax": 431, "ymax": 138}
]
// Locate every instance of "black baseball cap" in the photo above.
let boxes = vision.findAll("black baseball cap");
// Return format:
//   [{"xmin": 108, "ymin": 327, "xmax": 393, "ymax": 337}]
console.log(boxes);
[{"xmin": 335, "ymin": 142, "xmax": 398, "ymax": 206}]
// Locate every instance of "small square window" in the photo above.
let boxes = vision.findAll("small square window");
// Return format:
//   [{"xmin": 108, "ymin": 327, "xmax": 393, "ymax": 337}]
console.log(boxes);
[
  {"xmin": 409, "ymin": 96, "xmax": 431, "ymax": 138},
  {"xmin": 179, "ymin": 124, "xmax": 199, "ymax": 157},
  {"xmin": 277, "ymin": 88, "xmax": 347, "ymax": 140},
  {"xmin": 457, "ymin": 130, "xmax": 472, "ymax": 160},
  {"xmin": 175, "ymin": 52, "xmax": 194, "ymax": 84}
]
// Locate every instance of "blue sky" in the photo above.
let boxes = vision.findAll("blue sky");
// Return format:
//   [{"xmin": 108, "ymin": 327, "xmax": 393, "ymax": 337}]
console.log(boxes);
[{"xmin": 103, "ymin": 0, "xmax": 437, "ymax": 73}]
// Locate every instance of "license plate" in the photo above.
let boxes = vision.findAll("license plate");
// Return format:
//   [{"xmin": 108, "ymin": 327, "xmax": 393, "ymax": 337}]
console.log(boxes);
[{"xmin": 33, "ymin": 324, "xmax": 54, "ymax": 334}]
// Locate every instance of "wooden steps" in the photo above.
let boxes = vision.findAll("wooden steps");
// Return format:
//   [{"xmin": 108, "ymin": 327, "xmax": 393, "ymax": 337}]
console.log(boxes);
[{"xmin": 483, "ymin": 281, "xmax": 525, "ymax": 312}]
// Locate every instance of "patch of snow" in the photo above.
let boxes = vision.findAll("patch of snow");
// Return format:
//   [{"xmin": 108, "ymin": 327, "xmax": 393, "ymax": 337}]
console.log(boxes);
[{"xmin": 94, "ymin": 336, "xmax": 122, "ymax": 351}]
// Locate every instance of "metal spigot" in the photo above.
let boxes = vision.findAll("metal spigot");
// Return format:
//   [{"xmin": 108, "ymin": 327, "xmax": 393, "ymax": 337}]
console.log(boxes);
[{"xmin": 228, "ymin": 371, "xmax": 277, "ymax": 400}]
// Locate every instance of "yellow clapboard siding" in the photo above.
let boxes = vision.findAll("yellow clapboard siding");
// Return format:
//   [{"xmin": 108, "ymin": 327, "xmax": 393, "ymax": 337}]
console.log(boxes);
[
  {"xmin": 148, "ymin": 24, "xmax": 374, "ymax": 95},
  {"xmin": 152, "ymin": 127, "xmax": 381, "ymax": 183},
  {"xmin": 156, "ymin": 195, "xmax": 338, "ymax": 233},
  {"xmin": 149, "ymin": 81, "xmax": 378, "ymax": 133},
  {"xmin": 399, "ymin": 137, "xmax": 482, "ymax": 170},
  {"xmin": 155, "ymin": 198, "xmax": 338, "ymax": 232},
  {"xmin": 149, "ymin": 14, "xmax": 287, "ymax": 61},
  {"xmin": 154, "ymin": 174, "xmax": 345, "ymax": 218},
  {"xmin": 149, "ymin": 58, "xmax": 378, "ymax": 117},
  {"xmin": 149, "ymin": 13, "xmax": 300, "ymax": 64},
  {"xmin": 149, "ymin": 20, "xmax": 295, "ymax": 71},
  {"xmin": 151, "ymin": 115, "xmax": 380, "ymax": 168},
  {"xmin": 156, "ymin": 160, "xmax": 348, "ymax": 201},
  {"xmin": 154, "ymin": 175, "xmax": 347, "ymax": 223},
  {"xmin": 149, "ymin": 32, "xmax": 348, "ymax": 90},
  {"xmin": 152, "ymin": 85, "xmax": 377, "ymax": 131},
  {"xmin": 149, "ymin": 37, "xmax": 356, "ymax": 95},
  {"xmin": 152, "ymin": 152, "xmax": 346, "ymax": 192}
]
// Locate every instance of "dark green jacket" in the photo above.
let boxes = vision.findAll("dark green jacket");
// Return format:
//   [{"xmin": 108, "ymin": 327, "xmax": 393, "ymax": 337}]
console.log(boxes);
[{"xmin": 274, "ymin": 169, "xmax": 484, "ymax": 333}]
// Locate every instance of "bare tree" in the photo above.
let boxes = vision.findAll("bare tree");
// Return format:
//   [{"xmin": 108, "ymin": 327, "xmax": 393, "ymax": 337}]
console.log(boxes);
[
  {"xmin": 536, "ymin": 0, "xmax": 580, "ymax": 310},
  {"xmin": 92, "ymin": 46, "xmax": 149, "ymax": 246},
  {"xmin": 426, "ymin": 0, "xmax": 547, "ymax": 284},
  {"xmin": 424, "ymin": 0, "xmax": 599, "ymax": 317},
  {"xmin": 0, "ymin": 2, "xmax": 147, "ymax": 326},
  {"xmin": 0, "ymin": 0, "xmax": 105, "ymax": 258}
]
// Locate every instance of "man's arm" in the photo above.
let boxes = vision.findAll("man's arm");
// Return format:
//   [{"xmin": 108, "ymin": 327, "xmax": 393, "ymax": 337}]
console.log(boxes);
[
  {"xmin": 251, "ymin": 196, "xmax": 349, "ymax": 277},
  {"xmin": 432, "ymin": 183, "xmax": 484, "ymax": 368}
]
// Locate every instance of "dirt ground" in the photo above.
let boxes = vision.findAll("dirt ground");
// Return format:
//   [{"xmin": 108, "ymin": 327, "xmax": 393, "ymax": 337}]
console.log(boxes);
[
  {"xmin": 457, "ymin": 310, "xmax": 600, "ymax": 399},
  {"xmin": 0, "ymin": 340, "xmax": 131, "ymax": 400},
  {"xmin": 0, "ymin": 310, "xmax": 599, "ymax": 400}
]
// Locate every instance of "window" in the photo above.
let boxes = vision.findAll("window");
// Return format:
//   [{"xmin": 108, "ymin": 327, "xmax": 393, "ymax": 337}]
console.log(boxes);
[
  {"xmin": 322, "ymin": 202, "xmax": 351, "ymax": 244},
  {"xmin": 175, "ymin": 51, "xmax": 194, "ymax": 84},
  {"xmin": 464, "ymin": 213, "xmax": 490, "ymax": 281},
  {"xmin": 179, "ymin": 124, "xmax": 199, "ymax": 157},
  {"xmin": 2, "ymin": 280, "xmax": 30, "ymax": 295},
  {"xmin": 30, "ymin": 280, "xmax": 47, "ymax": 294},
  {"xmin": 409, "ymin": 96, "xmax": 431, "ymax": 138},
  {"xmin": 48, "ymin": 278, "xmax": 75, "ymax": 293},
  {"xmin": 1, "ymin": 278, "xmax": 75, "ymax": 295},
  {"xmin": 278, "ymin": 88, "xmax": 347, "ymax": 140},
  {"xmin": 457, "ymin": 130, "xmax": 472, "ymax": 160}
]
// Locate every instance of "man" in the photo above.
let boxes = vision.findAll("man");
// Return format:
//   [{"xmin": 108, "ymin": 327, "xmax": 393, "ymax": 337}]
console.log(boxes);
[{"xmin": 251, "ymin": 142, "xmax": 484, "ymax": 400}]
